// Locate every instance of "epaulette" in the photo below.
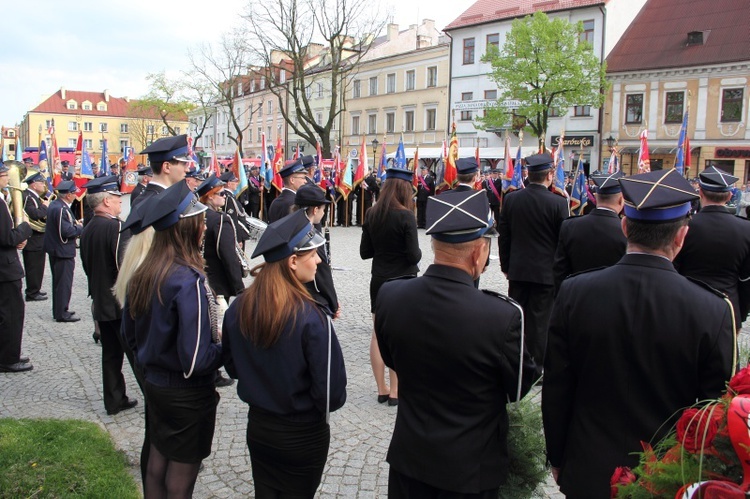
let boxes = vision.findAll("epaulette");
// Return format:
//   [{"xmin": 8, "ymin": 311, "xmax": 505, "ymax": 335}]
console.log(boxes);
[
  {"xmin": 385, "ymin": 274, "xmax": 417, "ymax": 283},
  {"xmin": 685, "ymin": 276, "xmax": 730, "ymax": 300},
  {"xmin": 567, "ymin": 266, "xmax": 608, "ymax": 280},
  {"xmin": 481, "ymin": 289, "xmax": 522, "ymax": 308}
]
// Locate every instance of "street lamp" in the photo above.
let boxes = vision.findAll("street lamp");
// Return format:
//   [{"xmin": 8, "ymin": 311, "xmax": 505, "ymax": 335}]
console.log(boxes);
[
  {"xmin": 372, "ymin": 138, "xmax": 379, "ymax": 169},
  {"xmin": 605, "ymin": 135, "xmax": 617, "ymax": 152}
]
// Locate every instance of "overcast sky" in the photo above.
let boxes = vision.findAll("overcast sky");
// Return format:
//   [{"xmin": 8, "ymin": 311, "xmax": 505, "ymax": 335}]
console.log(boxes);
[{"xmin": 0, "ymin": 0, "xmax": 466, "ymax": 130}]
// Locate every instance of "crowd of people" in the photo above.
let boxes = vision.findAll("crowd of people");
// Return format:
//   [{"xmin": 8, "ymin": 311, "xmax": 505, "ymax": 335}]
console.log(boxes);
[{"xmin": 1, "ymin": 134, "xmax": 749, "ymax": 498}]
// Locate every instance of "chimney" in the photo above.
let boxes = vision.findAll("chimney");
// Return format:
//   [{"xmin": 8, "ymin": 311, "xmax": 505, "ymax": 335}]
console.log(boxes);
[
  {"xmin": 60, "ymin": 86, "xmax": 66, "ymax": 100},
  {"xmin": 387, "ymin": 23, "xmax": 399, "ymax": 41},
  {"xmin": 104, "ymin": 89, "xmax": 110, "ymax": 102},
  {"xmin": 123, "ymin": 96, "xmax": 129, "ymax": 103}
]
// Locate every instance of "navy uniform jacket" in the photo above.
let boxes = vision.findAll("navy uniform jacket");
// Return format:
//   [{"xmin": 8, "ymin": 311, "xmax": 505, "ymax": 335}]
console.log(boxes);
[
  {"xmin": 130, "ymin": 182, "xmax": 146, "ymax": 205},
  {"xmin": 223, "ymin": 190, "xmax": 250, "ymax": 243},
  {"xmin": 222, "ymin": 299, "xmax": 346, "ymax": 422},
  {"xmin": 498, "ymin": 184, "xmax": 569, "ymax": 285},
  {"xmin": 416, "ymin": 173, "xmax": 435, "ymax": 203},
  {"xmin": 306, "ymin": 224, "xmax": 338, "ymax": 314},
  {"xmin": 543, "ymin": 254, "xmax": 735, "ymax": 498},
  {"xmin": 60, "ymin": 171, "xmax": 73, "ymax": 182},
  {"xmin": 43, "ymin": 198, "xmax": 82, "ymax": 259},
  {"xmin": 22, "ymin": 189, "xmax": 47, "ymax": 252},
  {"xmin": 553, "ymin": 208, "xmax": 626, "ymax": 291},
  {"xmin": 267, "ymin": 188, "xmax": 295, "ymax": 223},
  {"xmin": 0, "ymin": 196, "xmax": 31, "ymax": 282},
  {"xmin": 674, "ymin": 205, "xmax": 750, "ymax": 324},
  {"xmin": 121, "ymin": 264, "xmax": 223, "ymax": 387},
  {"xmin": 203, "ymin": 208, "xmax": 245, "ymax": 299},
  {"xmin": 375, "ymin": 265, "xmax": 537, "ymax": 493},
  {"xmin": 130, "ymin": 182, "xmax": 165, "ymax": 209},
  {"xmin": 484, "ymin": 178, "xmax": 503, "ymax": 207},
  {"xmin": 360, "ymin": 209, "xmax": 421, "ymax": 279},
  {"xmin": 80, "ymin": 215, "xmax": 131, "ymax": 321}
]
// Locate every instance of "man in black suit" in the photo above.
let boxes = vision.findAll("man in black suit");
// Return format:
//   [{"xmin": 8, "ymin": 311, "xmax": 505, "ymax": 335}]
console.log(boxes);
[
  {"xmin": 674, "ymin": 166, "xmax": 750, "ymax": 331},
  {"xmin": 80, "ymin": 176, "xmax": 138, "ymax": 415},
  {"xmin": 553, "ymin": 171, "xmax": 626, "ymax": 292},
  {"xmin": 543, "ymin": 168, "xmax": 736, "ymax": 498},
  {"xmin": 219, "ymin": 171, "xmax": 251, "ymax": 248},
  {"xmin": 0, "ymin": 164, "xmax": 33, "ymax": 372},
  {"xmin": 498, "ymin": 153, "xmax": 569, "ymax": 371},
  {"xmin": 375, "ymin": 189, "xmax": 536, "ymax": 498},
  {"xmin": 129, "ymin": 166, "xmax": 152, "ymax": 205},
  {"xmin": 453, "ymin": 158, "xmax": 480, "ymax": 192},
  {"xmin": 60, "ymin": 161, "xmax": 73, "ymax": 182},
  {"xmin": 245, "ymin": 165, "xmax": 263, "ymax": 218},
  {"xmin": 484, "ymin": 169, "xmax": 502, "ymax": 226},
  {"xmin": 357, "ymin": 170, "xmax": 379, "ymax": 226},
  {"xmin": 22, "ymin": 171, "xmax": 49, "ymax": 301},
  {"xmin": 267, "ymin": 159, "xmax": 307, "ymax": 223},
  {"xmin": 415, "ymin": 165, "xmax": 435, "ymax": 228},
  {"xmin": 43, "ymin": 180, "xmax": 82, "ymax": 322}
]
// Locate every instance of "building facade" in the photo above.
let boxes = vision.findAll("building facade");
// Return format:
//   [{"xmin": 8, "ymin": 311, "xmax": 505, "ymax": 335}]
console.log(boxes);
[
  {"xmin": 604, "ymin": 0, "xmax": 750, "ymax": 180},
  {"xmin": 444, "ymin": 0, "xmax": 647, "ymax": 170}
]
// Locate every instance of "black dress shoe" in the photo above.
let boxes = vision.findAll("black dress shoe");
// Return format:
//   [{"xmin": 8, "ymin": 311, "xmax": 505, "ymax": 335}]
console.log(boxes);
[
  {"xmin": 388, "ymin": 397, "xmax": 399, "ymax": 407},
  {"xmin": 106, "ymin": 398, "xmax": 138, "ymax": 415},
  {"xmin": 0, "ymin": 362, "xmax": 33, "ymax": 373},
  {"xmin": 26, "ymin": 294, "xmax": 47, "ymax": 302},
  {"xmin": 215, "ymin": 373, "xmax": 235, "ymax": 388},
  {"xmin": 57, "ymin": 316, "xmax": 81, "ymax": 323},
  {"xmin": 92, "ymin": 332, "xmax": 100, "ymax": 344},
  {"xmin": 38, "ymin": 291, "xmax": 48, "ymax": 296},
  {"xmin": 19, "ymin": 355, "xmax": 29, "ymax": 363},
  {"xmin": 377, "ymin": 394, "xmax": 389, "ymax": 404}
]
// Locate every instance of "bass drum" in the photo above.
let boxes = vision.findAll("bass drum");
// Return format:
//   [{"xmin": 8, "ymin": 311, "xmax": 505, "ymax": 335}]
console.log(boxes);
[{"xmin": 245, "ymin": 216, "xmax": 267, "ymax": 241}]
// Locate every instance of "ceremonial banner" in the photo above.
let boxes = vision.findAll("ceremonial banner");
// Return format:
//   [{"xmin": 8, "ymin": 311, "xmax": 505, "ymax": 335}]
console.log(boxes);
[
  {"xmin": 570, "ymin": 154, "xmax": 588, "ymax": 215},
  {"xmin": 675, "ymin": 106, "xmax": 690, "ymax": 176},
  {"xmin": 271, "ymin": 137, "xmax": 284, "ymax": 192},
  {"xmin": 120, "ymin": 146, "xmax": 138, "ymax": 194},
  {"xmin": 637, "ymin": 129, "xmax": 651, "ymax": 173},
  {"xmin": 233, "ymin": 147, "xmax": 248, "ymax": 197},
  {"xmin": 443, "ymin": 123, "xmax": 458, "ymax": 189}
]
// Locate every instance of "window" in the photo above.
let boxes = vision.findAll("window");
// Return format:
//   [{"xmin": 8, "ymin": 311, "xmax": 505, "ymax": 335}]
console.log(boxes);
[
  {"xmin": 67, "ymin": 101, "xmax": 77, "ymax": 110},
  {"xmin": 251, "ymin": 80, "xmax": 256, "ymax": 93},
  {"xmin": 99, "ymin": 123, "xmax": 108, "ymax": 132},
  {"xmin": 7, "ymin": 130, "xmax": 14, "ymax": 138},
  {"xmin": 427, "ymin": 66, "xmax": 438, "ymax": 88},
  {"xmin": 120, "ymin": 139, "xmax": 128, "ymax": 152},
  {"xmin": 721, "ymin": 88, "xmax": 744, "ymax": 122},
  {"xmin": 83, "ymin": 102, "xmax": 92, "ymax": 111},
  {"xmin": 68, "ymin": 138, "xmax": 77, "ymax": 147},
  {"xmin": 305, "ymin": 86, "xmax": 312, "ymax": 99},
  {"xmin": 404, "ymin": 111, "xmax": 415, "ymax": 132},
  {"xmin": 579, "ymin": 20, "xmax": 595, "ymax": 44},
  {"xmin": 387, "ymin": 73, "xmax": 396, "ymax": 94},
  {"xmin": 147, "ymin": 125, "xmax": 154, "ymax": 135},
  {"xmin": 237, "ymin": 83, "xmax": 243, "ymax": 96},
  {"xmin": 665, "ymin": 91, "xmax": 684, "ymax": 123},
  {"xmin": 316, "ymin": 83, "xmax": 323, "ymax": 98},
  {"xmin": 120, "ymin": 123, "xmax": 128, "ymax": 133},
  {"xmin": 161, "ymin": 126, "xmax": 168, "ymax": 135},
  {"xmin": 97, "ymin": 103, "xmax": 106, "ymax": 111},
  {"xmin": 316, "ymin": 112, "xmax": 323, "ymax": 125},
  {"xmin": 68, "ymin": 121, "xmax": 78, "ymax": 131},
  {"xmin": 257, "ymin": 127, "xmax": 262, "ymax": 142},
  {"xmin": 484, "ymin": 90, "xmax": 497, "ymax": 100},
  {"xmin": 351, "ymin": 116, "xmax": 360, "ymax": 135},
  {"xmin": 487, "ymin": 33, "xmax": 500, "ymax": 53},
  {"xmin": 267, "ymin": 100, "xmax": 273, "ymax": 114},
  {"xmin": 626, "ymin": 94, "xmax": 644, "ymax": 124},
  {"xmin": 83, "ymin": 122, "xmax": 93, "ymax": 132},
  {"xmin": 99, "ymin": 140, "xmax": 106, "ymax": 150},
  {"xmin": 461, "ymin": 92, "xmax": 473, "ymax": 121},
  {"xmin": 174, "ymin": 127, "xmax": 180, "ymax": 135},
  {"xmin": 426, "ymin": 109, "xmax": 436, "ymax": 130},
  {"xmin": 386, "ymin": 112, "xmax": 395, "ymax": 133},
  {"xmin": 405, "ymin": 70, "xmax": 416, "ymax": 91},
  {"xmin": 353, "ymin": 79, "xmax": 361, "ymax": 98},
  {"xmin": 258, "ymin": 103, "xmax": 263, "ymax": 117},
  {"xmin": 279, "ymin": 71, "xmax": 286, "ymax": 84},
  {"xmin": 83, "ymin": 139, "xmax": 93, "ymax": 149},
  {"xmin": 260, "ymin": 78, "xmax": 265, "ymax": 90},
  {"xmin": 549, "ymin": 107, "xmax": 563, "ymax": 118},
  {"xmin": 463, "ymin": 38, "xmax": 475, "ymax": 64},
  {"xmin": 368, "ymin": 114, "xmax": 377, "ymax": 134},
  {"xmin": 369, "ymin": 77, "xmax": 378, "ymax": 96},
  {"xmin": 46, "ymin": 120, "xmax": 52, "ymax": 129},
  {"xmin": 267, "ymin": 126, "xmax": 272, "ymax": 139},
  {"xmin": 573, "ymin": 105, "xmax": 591, "ymax": 117}
]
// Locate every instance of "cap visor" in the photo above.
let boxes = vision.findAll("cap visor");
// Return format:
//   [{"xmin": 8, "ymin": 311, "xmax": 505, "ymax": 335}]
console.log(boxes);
[{"xmin": 297, "ymin": 231, "xmax": 326, "ymax": 252}]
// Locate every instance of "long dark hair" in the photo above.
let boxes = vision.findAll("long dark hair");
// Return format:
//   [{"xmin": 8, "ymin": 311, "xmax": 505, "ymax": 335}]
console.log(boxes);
[
  {"xmin": 127, "ymin": 214, "xmax": 206, "ymax": 318},
  {"xmin": 236, "ymin": 249, "xmax": 317, "ymax": 348},
  {"xmin": 367, "ymin": 178, "xmax": 415, "ymax": 227}
]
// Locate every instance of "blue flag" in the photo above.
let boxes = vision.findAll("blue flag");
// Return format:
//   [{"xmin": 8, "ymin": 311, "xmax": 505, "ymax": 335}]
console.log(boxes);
[
  {"xmin": 234, "ymin": 149, "xmax": 249, "ymax": 197},
  {"xmin": 378, "ymin": 141, "xmax": 388, "ymax": 183},
  {"xmin": 570, "ymin": 155, "xmax": 588, "ymax": 215},
  {"xmin": 510, "ymin": 145, "xmax": 525, "ymax": 191},
  {"xmin": 394, "ymin": 136, "xmax": 407, "ymax": 169},
  {"xmin": 81, "ymin": 144, "xmax": 94, "ymax": 178},
  {"xmin": 101, "ymin": 139, "xmax": 110, "ymax": 176},
  {"xmin": 39, "ymin": 140, "xmax": 54, "ymax": 194}
]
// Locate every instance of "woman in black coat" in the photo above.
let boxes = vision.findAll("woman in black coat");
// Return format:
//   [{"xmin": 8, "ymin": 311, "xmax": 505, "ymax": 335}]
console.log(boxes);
[{"xmin": 360, "ymin": 167, "xmax": 422, "ymax": 406}]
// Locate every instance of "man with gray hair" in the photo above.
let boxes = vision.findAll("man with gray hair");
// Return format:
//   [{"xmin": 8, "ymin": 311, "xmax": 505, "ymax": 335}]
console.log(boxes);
[{"xmin": 80, "ymin": 175, "xmax": 137, "ymax": 415}]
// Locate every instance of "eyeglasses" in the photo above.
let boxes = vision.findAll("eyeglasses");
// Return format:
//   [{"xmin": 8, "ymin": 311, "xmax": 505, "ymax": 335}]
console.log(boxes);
[{"xmin": 217, "ymin": 191, "xmax": 228, "ymax": 197}]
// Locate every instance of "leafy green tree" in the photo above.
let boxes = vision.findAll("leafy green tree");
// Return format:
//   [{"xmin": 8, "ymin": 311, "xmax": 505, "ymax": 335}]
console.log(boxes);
[
  {"xmin": 130, "ymin": 72, "xmax": 196, "ymax": 136},
  {"xmin": 478, "ymin": 11, "xmax": 608, "ymax": 150}
]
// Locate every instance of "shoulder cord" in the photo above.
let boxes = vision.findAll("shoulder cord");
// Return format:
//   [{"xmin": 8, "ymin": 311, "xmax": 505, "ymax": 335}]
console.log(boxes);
[{"xmin": 326, "ymin": 314, "xmax": 332, "ymax": 424}]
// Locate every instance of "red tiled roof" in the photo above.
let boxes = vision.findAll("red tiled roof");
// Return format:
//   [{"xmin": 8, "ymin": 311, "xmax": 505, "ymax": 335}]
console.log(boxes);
[
  {"xmin": 606, "ymin": 0, "xmax": 750, "ymax": 73},
  {"xmin": 444, "ymin": 0, "xmax": 606, "ymax": 31},
  {"xmin": 29, "ymin": 89, "xmax": 186, "ymax": 120}
]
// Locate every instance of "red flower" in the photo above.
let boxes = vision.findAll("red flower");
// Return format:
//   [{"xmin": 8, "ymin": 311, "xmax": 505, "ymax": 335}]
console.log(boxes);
[
  {"xmin": 610, "ymin": 466, "xmax": 636, "ymax": 498},
  {"xmin": 728, "ymin": 367, "xmax": 750, "ymax": 395},
  {"xmin": 676, "ymin": 406, "xmax": 723, "ymax": 453}
]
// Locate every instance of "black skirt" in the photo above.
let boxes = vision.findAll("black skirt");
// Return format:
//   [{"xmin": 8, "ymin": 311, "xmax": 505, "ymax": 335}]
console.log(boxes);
[
  {"xmin": 144, "ymin": 381, "xmax": 219, "ymax": 463},
  {"xmin": 246, "ymin": 407, "xmax": 330, "ymax": 496}
]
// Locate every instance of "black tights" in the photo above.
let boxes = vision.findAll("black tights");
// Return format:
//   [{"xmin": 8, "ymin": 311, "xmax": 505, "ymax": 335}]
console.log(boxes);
[{"xmin": 144, "ymin": 444, "xmax": 201, "ymax": 499}]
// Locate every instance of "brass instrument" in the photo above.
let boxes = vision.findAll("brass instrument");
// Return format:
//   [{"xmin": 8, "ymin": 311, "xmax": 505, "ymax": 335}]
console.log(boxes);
[{"xmin": 5, "ymin": 161, "xmax": 27, "ymax": 227}]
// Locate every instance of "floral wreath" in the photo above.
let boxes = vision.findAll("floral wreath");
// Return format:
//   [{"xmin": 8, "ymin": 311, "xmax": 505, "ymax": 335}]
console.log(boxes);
[{"xmin": 611, "ymin": 366, "xmax": 750, "ymax": 498}]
